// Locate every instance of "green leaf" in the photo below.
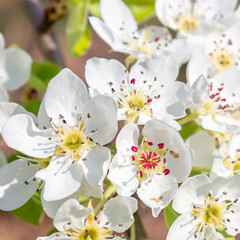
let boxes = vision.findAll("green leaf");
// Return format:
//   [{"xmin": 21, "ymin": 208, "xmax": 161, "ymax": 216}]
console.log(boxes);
[
  {"xmin": 28, "ymin": 62, "xmax": 61, "ymax": 92},
  {"xmin": 24, "ymin": 99, "xmax": 41, "ymax": 116},
  {"xmin": 66, "ymin": 0, "xmax": 92, "ymax": 57},
  {"xmin": 123, "ymin": 0, "xmax": 155, "ymax": 23},
  {"xmin": 89, "ymin": 0, "xmax": 155, "ymax": 23},
  {"xmin": 47, "ymin": 228, "xmax": 58, "ymax": 236},
  {"xmin": 179, "ymin": 121, "xmax": 202, "ymax": 141},
  {"xmin": 11, "ymin": 197, "xmax": 43, "ymax": 225},
  {"xmin": 164, "ymin": 204, "xmax": 180, "ymax": 229}
]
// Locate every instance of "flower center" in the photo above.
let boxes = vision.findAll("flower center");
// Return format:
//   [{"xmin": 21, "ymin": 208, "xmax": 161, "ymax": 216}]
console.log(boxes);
[
  {"xmin": 50, "ymin": 108, "xmax": 99, "ymax": 162},
  {"xmin": 223, "ymin": 152, "xmax": 240, "ymax": 177},
  {"xmin": 191, "ymin": 194, "xmax": 227, "ymax": 233},
  {"xmin": 209, "ymin": 47, "xmax": 236, "ymax": 73},
  {"xmin": 207, "ymin": 130, "xmax": 232, "ymax": 149},
  {"xmin": 119, "ymin": 90, "xmax": 152, "ymax": 123},
  {"xmin": 123, "ymin": 28, "xmax": 171, "ymax": 57},
  {"xmin": 195, "ymin": 83, "xmax": 236, "ymax": 120},
  {"xmin": 65, "ymin": 209, "xmax": 112, "ymax": 240},
  {"xmin": 178, "ymin": 14, "xmax": 198, "ymax": 34},
  {"xmin": 130, "ymin": 140, "xmax": 179, "ymax": 182}
]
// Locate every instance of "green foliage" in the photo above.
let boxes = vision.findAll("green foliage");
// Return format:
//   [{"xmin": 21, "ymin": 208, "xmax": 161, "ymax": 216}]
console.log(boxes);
[
  {"xmin": 11, "ymin": 197, "xmax": 44, "ymax": 225},
  {"xmin": 66, "ymin": 0, "xmax": 92, "ymax": 57},
  {"xmin": 89, "ymin": 0, "xmax": 155, "ymax": 23},
  {"xmin": 164, "ymin": 204, "xmax": 180, "ymax": 229},
  {"xmin": 28, "ymin": 62, "xmax": 61, "ymax": 92},
  {"xmin": 179, "ymin": 120, "xmax": 202, "ymax": 141},
  {"xmin": 24, "ymin": 99, "xmax": 41, "ymax": 116},
  {"xmin": 123, "ymin": 0, "xmax": 155, "ymax": 23},
  {"xmin": 47, "ymin": 228, "xmax": 58, "ymax": 236}
]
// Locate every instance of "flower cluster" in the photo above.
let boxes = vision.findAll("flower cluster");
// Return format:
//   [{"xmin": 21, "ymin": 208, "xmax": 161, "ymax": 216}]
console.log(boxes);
[{"xmin": 0, "ymin": 0, "xmax": 240, "ymax": 239}]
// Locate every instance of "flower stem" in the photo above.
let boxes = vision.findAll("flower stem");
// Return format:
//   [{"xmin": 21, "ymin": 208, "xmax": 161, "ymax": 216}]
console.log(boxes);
[
  {"xmin": 192, "ymin": 166, "xmax": 211, "ymax": 173},
  {"xmin": 178, "ymin": 113, "xmax": 197, "ymax": 126},
  {"xmin": 130, "ymin": 222, "xmax": 136, "ymax": 240},
  {"xmin": 94, "ymin": 185, "xmax": 116, "ymax": 214}
]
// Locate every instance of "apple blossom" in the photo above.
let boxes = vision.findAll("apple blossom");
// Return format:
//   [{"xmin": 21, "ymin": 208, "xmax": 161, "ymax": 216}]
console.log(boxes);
[
  {"xmin": 108, "ymin": 119, "xmax": 193, "ymax": 217},
  {"xmin": 185, "ymin": 22, "xmax": 240, "ymax": 79},
  {"xmin": 89, "ymin": 0, "xmax": 189, "ymax": 65},
  {"xmin": 1, "ymin": 68, "xmax": 118, "ymax": 204},
  {"xmin": 0, "ymin": 33, "xmax": 32, "ymax": 101},
  {"xmin": 189, "ymin": 69, "xmax": 240, "ymax": 134},
  {"xmin": 211, "ymin": 133, "xmax": 240, "ymax": 179},
  {"xmin": 86, "ymin": 55, "xmax": 192, "ymax": 129},
  {"xmin": 167, "ymin": 174, "xmax": 240, "ymax": 240},
  {"xmin": 155, "ymin": 0, "xmax": 238, "ymax": 38},
  {"xmin": 37, "ymin": 196, "xmax": 137, "ymax": 240}
]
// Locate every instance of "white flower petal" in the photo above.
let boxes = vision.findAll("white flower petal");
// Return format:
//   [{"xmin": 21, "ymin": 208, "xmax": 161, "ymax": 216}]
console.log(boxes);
[
  {"xmin": 116, "ymin": 123, "xmax": 139, "ymax": 160},
  {"xmin": 2, "ymin": 48, "xmax": 32, "ymax": 90},
  {"xmin": 83, "ymin": 95, "xmax": 118, "ymax": 145},
  {"xmin": 85, "ymin": 57, "xmax": 127, "ymax": 97},
  {"xmin": 37, "ymin": 232, "xmax": 69, "ymax": 240},
  {"xmin": 99, "ymin": 195, "xmax": 137, "ymax": 233},
  {"xmin": 210, "ymin": 156, "xmax": 231, "ymax": 179},
  {"xmin": 37, "ymin": 95, "xmax": 52, "ymax": 130},
  {"xmin": 2, "ymin": 114, "xmax": 55, "ymax": 158},
  {"xmin": 79, "ymin": 176, "xmax": 103, "ymax": 199},
  {"xmin": 129, "ymin": 55, "xmax": 178, "ymax": 91},
  {"xmin": 152, "ymin": 81, "xmax": 193, "ymax": 120},
  {"xmin": 89, "ymin": 17, "xmax": 115, "ymax": 48},
  {"xmin": 228, "ymin": 133, "xmax": 240, "ymax": 158},
  {"xmin": 36, "ymin": 156, "xmax": 83, "ymax": 201},
  {"xmin": 187, "ymin": 48, "xmax": 211, "ymax": 85},
  {"xmin": 0, "ymin": 159, "xmax": 39, "ymax": 211},
  {"xmin": 0, "ymin": 33, "xmax": 5, "ymax": 50},
  {"xmin": 186, "ymin": 130, "xmax": 215, "ymax": 168},
  {"xmin": 0, "ymin": 86, "xmax": 8, "ymax": 102},
  {"xmin": 44, "ymin": 68, "xmax": 89, "ymax": 126},
  {"xmin": 108, "ymin": 154, "xmax": 138, "ymax": 196},
  {"xmin": 41, "ymin": 190, "xmax": 79, "ymax": 219},
  {"xmin": 100, "ymin": 0, "xmax": 137, "ymax": 38},
  {"xmin": 224, "ymin": 203, "xmax": 240, "ymax": 236},
  {"xmin": 201, "ymin": 114, "xmax": 240, "ymax": 134},
  {"xmin": 137, "ymin": 174, "xmax": 178, "ymax": 218},
  {"xmin": 172, "ymin": 175, "xmax": 210, "ymax": 214},
  {"xmin": 53, "ymin": 199, "xmax": 92, "ymax": 231},
  {"xmin": 166, "ymin": 213, "xmax": 200, "ymax": 240},
  {"xmin": 81, "ymin": 146, "xmax": 110, "ymax": 189},
  {"xmin": 143, "ymin": 119, "xmax": 193, "ymax": 182},
  {"xmin": 191, "ymin": 75, "xmax": 210, "ymax": 108},
  {"xmin": 0, "ymin": 102, "xmax": 37, "ymax": 132}
]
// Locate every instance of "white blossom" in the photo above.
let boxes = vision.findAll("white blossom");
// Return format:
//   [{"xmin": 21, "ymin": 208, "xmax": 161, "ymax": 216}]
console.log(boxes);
[
  {"xmin": 0, "ymin": 33, "xmax": 32, "ymax": 101},
  {"xmin": 108, "ymin": 119, "xmax": 193, "ymax": 217},
  {"xmin": 86, "ymin": 55, "xmax": 192, "ymax": 130},
  {"xmin": 167, "ymin": 174, "xmax": 240, "ymax": 240},
  {"xmin": 89, "ymin": 0, "xmax": 189, "ymax": 64},
  {"xmin": 0, "ymin": 68, "xmax": 118, "ymax": 208},
  {"xmin": 37, "ymin": 196, "xmax": 137, "ymax": 240}
]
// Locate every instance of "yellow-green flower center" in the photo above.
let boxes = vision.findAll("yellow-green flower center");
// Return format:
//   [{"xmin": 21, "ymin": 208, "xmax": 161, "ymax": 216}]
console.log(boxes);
[
  {"xmin": 177, "ymin": 14, "xmax": 198, "ymax": 34},
  {"xmin": 191, "ymin": 194, "xmax": 227, "ymax": 232},
  {"xmin": 209, "ymin": 47, "xmax": 236, "ymax": 73},
  {"xmin": 65, "ymin": 207, "xmax": 112, "ymax": 240},
  {"xmin": 223, "ymin": 152, "xmax": 240, "ymax": 177},
  {"xmin": 119, "ymin": 90, "xmax": 152, "ymax": 123}
]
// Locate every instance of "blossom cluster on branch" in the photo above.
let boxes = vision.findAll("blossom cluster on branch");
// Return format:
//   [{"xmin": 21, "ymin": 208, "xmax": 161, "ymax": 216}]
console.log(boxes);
[{"xmin": 0, "ymin": 0, "xmax": 240, "ymax": 239}]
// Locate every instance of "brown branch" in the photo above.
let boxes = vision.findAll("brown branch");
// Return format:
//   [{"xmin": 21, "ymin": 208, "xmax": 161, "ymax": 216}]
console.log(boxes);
[{"xmin": 22, "ymin": 0, "xmax": 66, "ymax": 68}]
